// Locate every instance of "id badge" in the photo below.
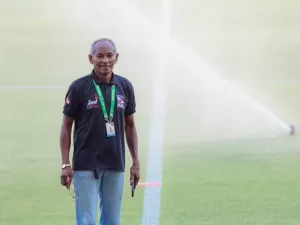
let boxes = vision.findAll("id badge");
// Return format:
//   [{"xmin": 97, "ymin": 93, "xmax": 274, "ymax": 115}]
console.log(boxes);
[{"xmin": 106, "ymin": 122, "xmax": 116, "ymax": 137}]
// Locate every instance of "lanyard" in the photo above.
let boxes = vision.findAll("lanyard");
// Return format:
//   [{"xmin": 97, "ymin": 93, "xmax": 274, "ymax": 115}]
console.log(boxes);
[{"xmin": 92, "ymin": 80, "xmax": 116, "ymax": 122}]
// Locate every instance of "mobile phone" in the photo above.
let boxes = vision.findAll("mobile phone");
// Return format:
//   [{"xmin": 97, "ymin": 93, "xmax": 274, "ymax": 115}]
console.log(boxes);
[{"xmin": 131, "ymin": 181, "xmax": 135, "ymax": 197}]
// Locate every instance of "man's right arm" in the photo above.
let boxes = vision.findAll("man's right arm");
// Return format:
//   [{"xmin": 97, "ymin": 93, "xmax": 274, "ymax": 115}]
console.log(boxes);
[
  {"xmin": 60, "ymin": 115, "xmax": 74, "ymax": 165},
  {"xmin": 60, "ymin": 82, "xmax": 80, "ymax": 166}
]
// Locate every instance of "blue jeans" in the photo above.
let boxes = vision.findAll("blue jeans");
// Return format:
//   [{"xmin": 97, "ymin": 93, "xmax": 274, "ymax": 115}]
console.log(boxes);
[{"xmin": 73, "ymin": 170, "xmax": 125, "ymax": 225}]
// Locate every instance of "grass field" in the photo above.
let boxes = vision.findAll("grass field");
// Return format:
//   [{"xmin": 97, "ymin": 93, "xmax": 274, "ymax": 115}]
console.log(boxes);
[{"xmin": 1, "ymin": 1, "xmax": 300, "ymax": 225}]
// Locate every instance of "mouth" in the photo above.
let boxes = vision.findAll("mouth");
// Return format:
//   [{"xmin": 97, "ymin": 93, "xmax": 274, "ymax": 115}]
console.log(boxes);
[{"xmin": 100, "ymin": 65, "xmax": 111, "ymax": 68}]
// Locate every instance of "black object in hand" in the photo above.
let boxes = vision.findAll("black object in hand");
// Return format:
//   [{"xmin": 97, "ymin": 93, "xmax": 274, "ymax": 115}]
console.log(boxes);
[{"xmin": 131, "ymin": 181, "xmax": 135, "ymax": 197}]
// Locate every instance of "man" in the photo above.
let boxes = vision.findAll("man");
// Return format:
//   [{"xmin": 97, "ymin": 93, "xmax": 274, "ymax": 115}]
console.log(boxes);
[{"xmin": 59, "ymin": 38, "xmax": 140, "ymax": 225}]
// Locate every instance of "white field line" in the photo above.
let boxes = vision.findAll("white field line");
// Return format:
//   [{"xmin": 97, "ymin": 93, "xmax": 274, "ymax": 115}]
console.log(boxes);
[{"xmin": 0, "ymin": 85, "xmax": 65, "ymax": 90}]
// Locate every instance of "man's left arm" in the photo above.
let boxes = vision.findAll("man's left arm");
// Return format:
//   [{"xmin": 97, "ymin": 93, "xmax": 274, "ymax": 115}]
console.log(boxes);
[
  {"xmin": 125, "ymin": 114, "xmax": 139, "ymax": 166},
  {"xmin": 124, "ymin": 81, "xmax": 140, "ymax": 185}
]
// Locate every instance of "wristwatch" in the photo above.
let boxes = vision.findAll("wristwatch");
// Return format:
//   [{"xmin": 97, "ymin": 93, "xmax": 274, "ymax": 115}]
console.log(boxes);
[{"xmin": 61, "ymin": 164, "xmax": 71, "ymax": 169}]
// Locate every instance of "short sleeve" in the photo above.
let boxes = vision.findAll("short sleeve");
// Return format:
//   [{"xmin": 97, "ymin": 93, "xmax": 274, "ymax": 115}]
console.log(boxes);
[
  {"xmin": 125, "ymin": 81, "xmax": 136, "ymax": 117},
  {"xmin": 63, "ymin": 83, "xmax": 80, "ymax": 119}
]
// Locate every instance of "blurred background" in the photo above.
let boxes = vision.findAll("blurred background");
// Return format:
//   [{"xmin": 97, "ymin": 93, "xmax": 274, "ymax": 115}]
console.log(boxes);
[{"xmin": 0, "ymin": 0, "xmax": 300, "ymax": 224}]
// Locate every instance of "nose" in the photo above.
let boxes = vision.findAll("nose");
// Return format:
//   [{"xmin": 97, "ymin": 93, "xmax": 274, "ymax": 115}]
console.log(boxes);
[{"xmin": 101, "ymin": 56, "xmax": 109, "ymax": 63}]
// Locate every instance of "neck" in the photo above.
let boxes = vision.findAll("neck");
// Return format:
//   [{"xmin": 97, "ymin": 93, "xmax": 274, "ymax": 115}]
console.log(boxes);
[{"xmin": 94, "ymin": 72, "xmax": 112, "ymax": 84}]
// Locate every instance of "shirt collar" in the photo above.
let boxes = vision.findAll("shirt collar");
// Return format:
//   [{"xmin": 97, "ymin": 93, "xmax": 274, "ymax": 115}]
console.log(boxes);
[{"xmin": 90, "ymin": 69, "xmax": 117, "ymax": 84}]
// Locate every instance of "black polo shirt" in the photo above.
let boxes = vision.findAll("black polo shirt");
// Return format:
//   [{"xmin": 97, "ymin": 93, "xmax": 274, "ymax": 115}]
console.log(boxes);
[{"xmin": 62, "ymin": 70, "xmax": 136, "ymax": 172}]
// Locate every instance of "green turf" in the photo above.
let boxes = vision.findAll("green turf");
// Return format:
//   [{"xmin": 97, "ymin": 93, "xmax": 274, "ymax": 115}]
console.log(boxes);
[
  {"xmin": 161, "ymin": 138, "xmax": 300, "ymax": 225},
  {"xmin": 1, "ymin": 1, "xmax": 300, "ymax": 225}
]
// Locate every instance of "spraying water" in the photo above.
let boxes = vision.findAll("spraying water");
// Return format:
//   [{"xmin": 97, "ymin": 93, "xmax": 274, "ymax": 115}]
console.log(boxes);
[
  {"xmin": 94, "ymin": 0, "xmax": 290, "ymax": 143},
  {"xmin": 140, "ymin": 1, "xmax": 172, "ymax": 225}
]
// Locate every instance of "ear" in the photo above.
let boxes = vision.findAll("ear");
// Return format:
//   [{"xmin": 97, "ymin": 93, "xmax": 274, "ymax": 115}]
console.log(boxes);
[
  {"xmin": 88, "ymin": 55, "xmax": 93, "ymax": 64},
  {"xmin": 115, "ymin": 53, "xmax": 119, "ymax": 63}
]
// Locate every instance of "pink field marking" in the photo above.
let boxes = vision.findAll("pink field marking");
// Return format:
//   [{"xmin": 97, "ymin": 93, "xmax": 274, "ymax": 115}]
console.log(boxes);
[{"xmin": 137, "ymin": 182, "xmax": 162, "ymax": 187}]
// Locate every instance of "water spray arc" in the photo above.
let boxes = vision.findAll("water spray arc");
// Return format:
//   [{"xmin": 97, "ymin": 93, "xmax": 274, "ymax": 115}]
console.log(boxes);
[{"xmin": 140, "ymin": 1, "xmax": 173, "ymax": 225}]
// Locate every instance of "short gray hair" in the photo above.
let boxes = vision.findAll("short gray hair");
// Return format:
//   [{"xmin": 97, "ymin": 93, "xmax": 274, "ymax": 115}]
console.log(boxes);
[{"xmin": 90, "ymin": 38, "xmax": 117, "ymax": 55}]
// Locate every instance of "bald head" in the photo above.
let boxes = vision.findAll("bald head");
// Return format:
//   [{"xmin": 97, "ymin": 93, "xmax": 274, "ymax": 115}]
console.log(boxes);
[{"xmin": 90, "ymin": 38, "xmax": 117, "ymax": 56}]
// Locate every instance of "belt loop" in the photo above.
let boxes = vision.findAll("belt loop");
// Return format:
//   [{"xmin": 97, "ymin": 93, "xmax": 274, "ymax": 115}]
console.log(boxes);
[{"xmin": 94, "ymin": 169, "xmax": 99, "ymax": 179}]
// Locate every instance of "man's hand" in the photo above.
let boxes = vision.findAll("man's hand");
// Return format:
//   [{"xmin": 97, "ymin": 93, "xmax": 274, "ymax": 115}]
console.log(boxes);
[
  {"xmin": 60, "ymin": 167, "xmax": 73, "ymax": 189},
  {"xmin": 130, "ymin": 162, "xmax": 140, "ymax": 189},
  {"xmin": 60, "ymin": 115, "xmax": 74, "ymax": 189}
]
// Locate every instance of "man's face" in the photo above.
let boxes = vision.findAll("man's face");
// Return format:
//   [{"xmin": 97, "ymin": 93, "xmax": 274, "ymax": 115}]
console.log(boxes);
[{"xmin": 89, "ymin": 40, "xmax": 119, "ymax": 76}]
